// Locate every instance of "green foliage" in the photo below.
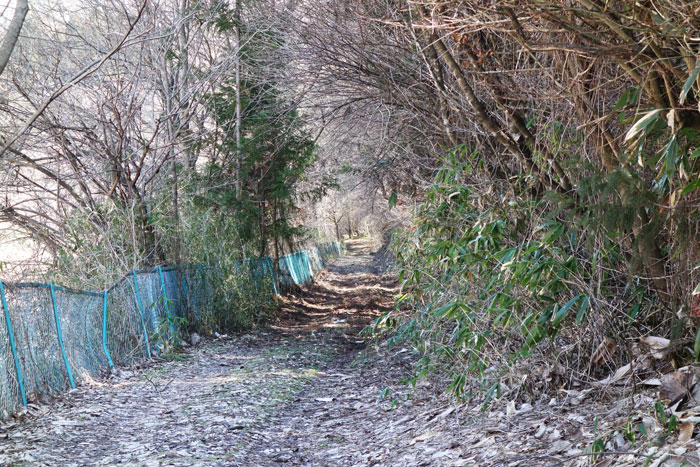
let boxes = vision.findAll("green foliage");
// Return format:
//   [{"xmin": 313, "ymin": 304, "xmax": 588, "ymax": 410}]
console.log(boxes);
[
  {"xmin": 369, "ymin": 144, "xmax": 663, "ymax": 403},
  {"xmin": 53, "ymin": 199, "xmax": 172, "ymax": 289},
  {"xmin": 206, "ymin": 35, "xmax": 327, "ymax": 256},
  {"xmin": 588, "ymin": 437, "xmax": 605, "ymax": 462},
  {"xmin": 176, "ymin": 173, "xmax": 279, "ymax": 333},
  {"xmin": 176, "ymin": 36, "xmax": 329, "ymax": 330},
  {"xmin": 47, "ymin": 9, "xmax": 325, "ymax": 334},
  {"xmin": 374, "ymin": 80, "xmax": 700, "ymax": 398},
  {"xmin": 154, "ymin": 310, "xmax": 188, "ymax": 358}
]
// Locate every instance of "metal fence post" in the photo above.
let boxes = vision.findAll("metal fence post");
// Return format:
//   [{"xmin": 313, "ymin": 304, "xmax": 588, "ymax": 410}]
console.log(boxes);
[
  {"xmin": 157, "ymin": 266, "xmax": 170, "ymax": 314},
  {"xmin": 181, "ymin": 271, "xmax": 189, "ymax": 305},
  {"xmin": 265, "ymin": 257, "xmax": 279, "ymax": 295},
  {"xmin": 157, "ymin": 266, "xmax": 175, "ymax": 336},
  {"xmin": 101, "ymin": 291, "xmax": 114, "ymax": 368},
  {"xmin": 286, "ymin": 255, "xmax": 299, "ymax": 284},
  {"xmin": 0, "ymin": 282, "xmax": 26, "ymax": 407},
  {"xmin": 303, "ymin": 251, "xmax": 312, "ymax": 281},
  {"xmin": 49, "ymin": 282, "xmax": 75, "ymax": 389}
]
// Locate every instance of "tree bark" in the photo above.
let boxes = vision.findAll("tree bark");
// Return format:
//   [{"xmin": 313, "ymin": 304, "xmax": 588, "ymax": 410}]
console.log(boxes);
[
  {"xmin": 234, "ymin": 0, "xmax": 242, "ymax": 200},
  {"xmin": 0, "ymin": 0, "xmax": 28, "ymax": 77}
]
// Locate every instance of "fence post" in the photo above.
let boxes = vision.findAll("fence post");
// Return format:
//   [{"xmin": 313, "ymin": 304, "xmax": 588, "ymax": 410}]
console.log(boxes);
[
  {"xmin": 294, "ymin": 253, "xmax": 303, "ymax": 284},
  {"xmin": 0, "ymin": 282, "xmax": 27, "ymax": 407},
  {"xmin": 286, "ymin": 255, "xmax": 299, "ymax": 284},
  {"xmin": 157, "ymin": 266, "xmax": 170, "ymax": 313},
  {"xmin": 157, "ymin": 266, "xmax": 175, "ymax": 336},
  {"xmin": 249, "ymin": 258, "xmax": 260, "ymax": 292},
  {"xmin": 297, "ymin": 252, "xmax": 305, "ymax": 283},
  {"xmin": 131, "ymin": 271, "xmax": 152, "ymax": 359},
  {"xmin": 303, "ymin": 251, "xmax": 312, "ymax": 281},
  {"xmin": 49, "ymin": 282, "xmax": 75, "ymax": 389},
  {"xmin": 181, "ymin": 271, "xmax": 189, "ymax": 314},
  {"xmin": 101, "ymin": 291, "xmax": 114, "ymax": 368}
]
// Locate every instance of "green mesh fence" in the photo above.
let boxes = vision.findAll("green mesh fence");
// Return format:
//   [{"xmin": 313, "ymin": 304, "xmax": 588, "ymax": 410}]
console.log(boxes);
[{"xmin": 0, "ymin": 241, "xmax": 344, "ymax": 417}]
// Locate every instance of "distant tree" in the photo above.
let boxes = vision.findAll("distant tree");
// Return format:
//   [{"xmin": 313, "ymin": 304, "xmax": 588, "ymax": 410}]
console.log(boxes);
[{"xmin": 206, "ymin": 64, "xmax": 319, "ymax": 257}]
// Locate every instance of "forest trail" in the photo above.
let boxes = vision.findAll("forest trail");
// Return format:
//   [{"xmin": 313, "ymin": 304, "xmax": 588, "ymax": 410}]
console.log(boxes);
[
  {"xmin": 0, "ymin": 239, "xmax": 640, "ymax": 466},
  {"xmin": 0, "ymin": 239, "xmax": 436, "ymax": 466}
]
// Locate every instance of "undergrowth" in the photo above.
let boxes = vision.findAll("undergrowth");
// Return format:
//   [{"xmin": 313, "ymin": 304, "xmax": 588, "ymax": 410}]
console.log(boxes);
[{"xmin": 365, "ymin": 145, "xmax": 683, "ymax": 405}]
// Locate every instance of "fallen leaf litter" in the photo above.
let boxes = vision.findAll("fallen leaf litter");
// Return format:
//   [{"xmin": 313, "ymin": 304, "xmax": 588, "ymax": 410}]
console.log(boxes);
[{"xmin": 1, "ymin": 239, "xmax": 699, "ymax": 466}]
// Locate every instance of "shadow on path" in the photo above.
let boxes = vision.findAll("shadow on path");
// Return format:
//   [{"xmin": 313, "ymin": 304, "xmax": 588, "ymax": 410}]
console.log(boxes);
[{"xmin": 269, "ymin": 237, "xmax": 397, "ymax": 339}]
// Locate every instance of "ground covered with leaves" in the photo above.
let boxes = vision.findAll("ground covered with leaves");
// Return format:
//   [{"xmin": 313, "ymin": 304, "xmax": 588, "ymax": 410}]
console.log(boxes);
[{"xmin": 1, "ymin": 239, "xmax": 699, "ymax": 466}]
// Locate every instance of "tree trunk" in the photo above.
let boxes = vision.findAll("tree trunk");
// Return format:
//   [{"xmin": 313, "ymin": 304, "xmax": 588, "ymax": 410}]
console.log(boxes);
[
  {"xmin": 234, "ymin": 0, "xmax": 242, "ymax": 200},
  {"xmin": 0, "ymin": 0, "xmax": 29, "ymax": 77}
]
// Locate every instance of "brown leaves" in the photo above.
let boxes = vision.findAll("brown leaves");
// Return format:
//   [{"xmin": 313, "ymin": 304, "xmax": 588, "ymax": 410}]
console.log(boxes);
[
  {"xmin": 640, "ymin": 336, "xmax": 670, "ymax": 350},
  {"xmin": 659, "ymin": 371, "xmax": 692, "ymax": 405},
  {"xmin": 640, "ymin": 336, "xmax": 671, "ymax": 360},
  {"xmin": 592, "ymin": 363, "xmax": 631, "ymax": 387},
  {"xmin": 592, "ymin": 336, "xmax": 616, "ymax": 365},
  {"xmin": 679, "ymin": 422, "xmax": 695, "ymax": 443}
]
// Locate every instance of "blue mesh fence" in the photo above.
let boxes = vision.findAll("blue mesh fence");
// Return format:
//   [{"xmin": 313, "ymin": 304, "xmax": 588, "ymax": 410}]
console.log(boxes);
[{"xmin": 0, "ymin": 241, "xmax": 345, "ymax": 417}]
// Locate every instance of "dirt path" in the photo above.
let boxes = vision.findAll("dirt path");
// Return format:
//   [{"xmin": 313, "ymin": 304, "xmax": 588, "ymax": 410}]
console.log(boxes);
[
  {"xmin": 0, "ymin": 239, "xmax": 410, "ymax": 466},
  {"xmin": 1, "ymin": 239, "xmax": 683, "ymax": 466}
]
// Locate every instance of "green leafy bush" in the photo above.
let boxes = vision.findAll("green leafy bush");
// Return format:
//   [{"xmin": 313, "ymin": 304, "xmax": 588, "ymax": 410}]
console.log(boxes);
[{"xmin": 370, "ymin": 146, "xmax": 663, "ymax": 402}]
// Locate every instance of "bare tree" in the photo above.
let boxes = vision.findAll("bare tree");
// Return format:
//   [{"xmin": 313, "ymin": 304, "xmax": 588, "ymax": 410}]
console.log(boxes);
[{"xmin": 0, "ymin": 0, "xmax": 300, "ymax": 281}]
